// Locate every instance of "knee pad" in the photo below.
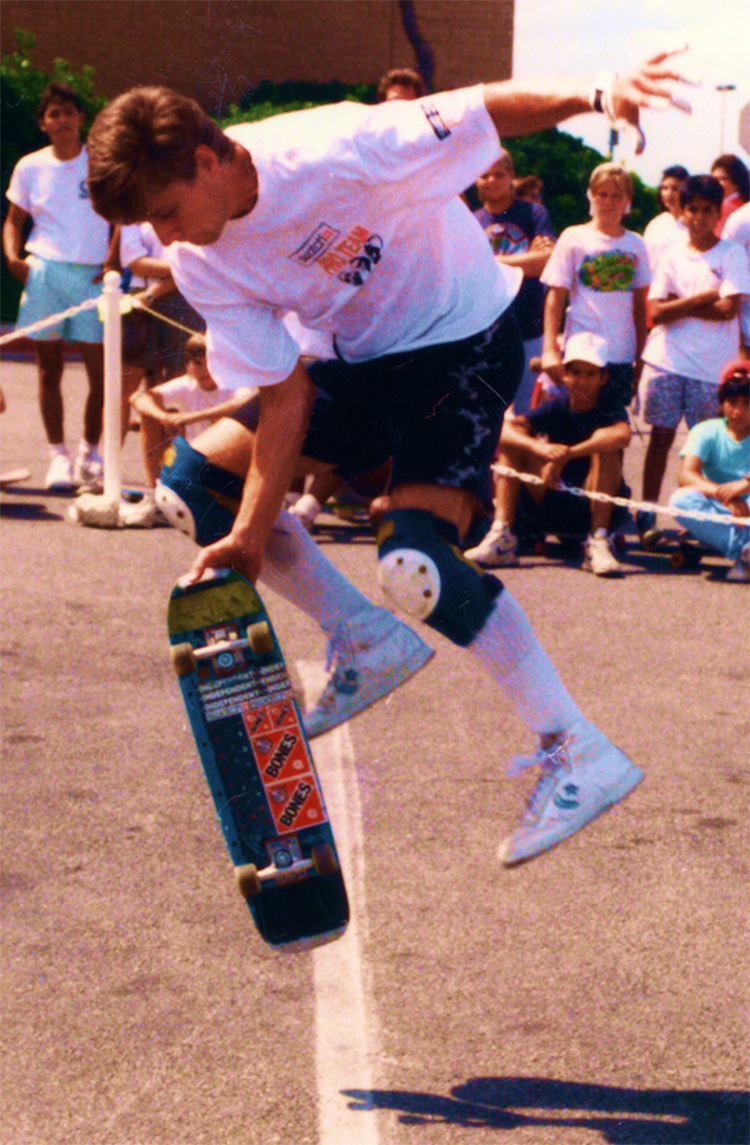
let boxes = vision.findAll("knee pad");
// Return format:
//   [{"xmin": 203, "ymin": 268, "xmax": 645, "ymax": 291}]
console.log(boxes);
[
  {"xmin": 156, "ymin": 436, "xmax": 244, "ymax": 546},
  {"xmin": 377, "ymin": 508, "xmax": 502, "ymax": 646}
]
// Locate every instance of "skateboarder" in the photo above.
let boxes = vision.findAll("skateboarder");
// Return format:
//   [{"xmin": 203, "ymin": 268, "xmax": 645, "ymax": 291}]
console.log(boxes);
[{"xmin": 87, "ymin": 51, "xmax": 692, "ymax": 864}]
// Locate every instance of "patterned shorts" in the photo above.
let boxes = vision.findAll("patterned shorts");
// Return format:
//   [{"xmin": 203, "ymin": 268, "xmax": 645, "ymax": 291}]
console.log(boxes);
[
  {"xmin": 300, "ymin": 308, "xmax": 525, "ymax": 510},
  {"xmin": 641, "ymin": 365, "xmax": 720, "ymax": 430}
]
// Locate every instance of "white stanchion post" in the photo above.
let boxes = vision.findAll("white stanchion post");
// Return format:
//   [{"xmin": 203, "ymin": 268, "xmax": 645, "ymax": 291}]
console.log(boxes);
[{"xmin": 101, "ymin": 270, "xmax": 122, "ymax": 504}]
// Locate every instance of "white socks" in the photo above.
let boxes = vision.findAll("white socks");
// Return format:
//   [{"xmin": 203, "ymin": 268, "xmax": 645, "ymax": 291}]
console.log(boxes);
[
  {"xmin": 260, "ymin": 508, "xmax": 377, "ymax": 635},
  {"xmin": 468, "ymin": 589, "xmax": 583, "ymax": 736}
]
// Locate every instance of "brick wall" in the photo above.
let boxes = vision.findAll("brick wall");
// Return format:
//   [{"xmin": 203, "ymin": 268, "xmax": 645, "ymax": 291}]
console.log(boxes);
[{"xmin": 1, "ymin": 0, "xmax": 514, "ymax": 112}]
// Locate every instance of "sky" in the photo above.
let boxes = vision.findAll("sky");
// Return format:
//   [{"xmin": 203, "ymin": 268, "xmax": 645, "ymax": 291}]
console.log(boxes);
[{"xmin": 511, "ymin": 0, "xmax": 749, "ymax": 189}]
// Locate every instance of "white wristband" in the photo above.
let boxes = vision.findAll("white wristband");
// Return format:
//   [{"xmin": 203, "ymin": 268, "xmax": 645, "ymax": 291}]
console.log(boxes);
[{"xmin": 591, "ymin": 71, "xmax": 617, "ymax": 119}]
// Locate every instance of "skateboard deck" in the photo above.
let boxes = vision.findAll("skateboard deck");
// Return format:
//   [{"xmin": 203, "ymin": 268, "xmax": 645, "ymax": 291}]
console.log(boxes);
[{"xmin": 168, "ymin": 568, "xmax": 349, "ymax": 952}]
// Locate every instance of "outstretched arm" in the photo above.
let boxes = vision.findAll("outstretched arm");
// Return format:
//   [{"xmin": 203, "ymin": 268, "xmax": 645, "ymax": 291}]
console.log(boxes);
[{"xmin": 484, "ymin": 49, "xmax": 693, "ymax": 153}]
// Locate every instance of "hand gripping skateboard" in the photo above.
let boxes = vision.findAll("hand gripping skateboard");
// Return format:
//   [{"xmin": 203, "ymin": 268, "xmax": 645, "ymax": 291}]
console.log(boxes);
[{"xmin": 168, "ymin": 568, "xmax": 349, "ymax": 952}]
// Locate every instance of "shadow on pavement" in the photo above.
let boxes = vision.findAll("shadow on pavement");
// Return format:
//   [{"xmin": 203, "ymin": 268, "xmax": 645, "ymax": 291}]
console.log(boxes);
[{"xmin": 344, "ymin": 1077, "xmax": 749, "ymax": 1143}]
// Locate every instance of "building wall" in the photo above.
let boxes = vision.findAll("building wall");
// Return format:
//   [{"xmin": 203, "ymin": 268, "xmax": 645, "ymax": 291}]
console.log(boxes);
[{"xmin": 1, "ymin": 1, "xmax": 514, "ymax": 113}]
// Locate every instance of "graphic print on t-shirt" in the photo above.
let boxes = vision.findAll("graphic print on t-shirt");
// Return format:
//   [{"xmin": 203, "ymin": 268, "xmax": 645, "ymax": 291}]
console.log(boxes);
[
  {"xmin": 485, "ymin": 220, "xmax": 529, "ymax": 257},
  {"xmin": 579, "ymin": 251, "xmax": 637, "ymax": 292}
]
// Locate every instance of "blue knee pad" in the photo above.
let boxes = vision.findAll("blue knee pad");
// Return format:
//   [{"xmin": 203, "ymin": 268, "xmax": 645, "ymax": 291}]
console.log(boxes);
[
  {"xmin": 377, "ymin": 508, "xmax": 502, "ymax": 646},
  {"xmin": 156, "ymin": 436, "xmax": 244, "ymax": 546}
]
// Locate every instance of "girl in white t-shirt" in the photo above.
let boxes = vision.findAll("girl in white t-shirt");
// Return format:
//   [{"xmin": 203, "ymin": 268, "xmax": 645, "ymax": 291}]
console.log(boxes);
[
  {"xmin": 3, "ymin": 83, "xmax": 111, "ymax": 490},
  {"xmin": 643, "ymin": 164, "xmax": 689, "ymax": 272},
  {"xmin": 541, "ymin": 162, "xmax": 651, "ymax": 409}
]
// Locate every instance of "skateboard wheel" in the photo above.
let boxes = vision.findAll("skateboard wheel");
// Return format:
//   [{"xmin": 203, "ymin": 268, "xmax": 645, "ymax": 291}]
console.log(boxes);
[
  {"xmin": 235, "ymin": 864, "xmax": 262, "ymax": 899},
  {"xmin": 312, "ymin": 844, "xmax": 338, "ymax": 877},
  {"xmin": 170, "ymin": 642, "xmax": 196, "ymax": 676},
  {"xmin": 669, "ymin": 551, "xmax": 686, "ymax": 569},
  {"xmin": 247, "ymin": 621, "xmax": 273, "ymax": 657}
]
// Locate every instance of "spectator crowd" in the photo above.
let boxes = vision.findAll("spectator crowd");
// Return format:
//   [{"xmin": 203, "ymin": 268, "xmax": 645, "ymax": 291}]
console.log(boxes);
[{"xmin": 4, "ymin": 73, "xmax": 750, "ymax": 582}]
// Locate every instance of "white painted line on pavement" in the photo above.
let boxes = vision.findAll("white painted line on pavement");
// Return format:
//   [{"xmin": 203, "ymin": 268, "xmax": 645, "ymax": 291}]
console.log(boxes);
[{"xmin": 298, "ymin": 662, "xmax": 382, "ymax": 1145}]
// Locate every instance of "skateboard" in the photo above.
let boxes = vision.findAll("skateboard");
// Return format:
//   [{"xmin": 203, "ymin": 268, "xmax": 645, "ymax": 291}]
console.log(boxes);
[
  {"xmin": 0, "ymin": 467, "xmax": 31, "ymax": 488},
  {"xmin": 635, "ymin": 528, "xmax": 709, "ymax": 570},
  {"xmin": 168, "ymin": 568, "xmax": 349, "ymax": 952}
]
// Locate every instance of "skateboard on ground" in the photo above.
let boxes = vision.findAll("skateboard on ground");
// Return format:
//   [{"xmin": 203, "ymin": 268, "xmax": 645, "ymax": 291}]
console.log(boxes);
[
  {"xmin": 168, "ymin": 568, "xmax": 349, "ymax": 952},
  {"xmin": 635, "ymin": 528, "xmax": 709, "ymax": 570}
]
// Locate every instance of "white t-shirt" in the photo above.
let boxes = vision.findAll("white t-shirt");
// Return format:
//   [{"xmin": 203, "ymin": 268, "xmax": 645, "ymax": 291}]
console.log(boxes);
[
  {"xmin": 7, "ymin": 145, "xmax": 110, "ymax": 264},
  {"xmin": 723, "ymin": 202, "xmax": 750, "ymax": 345},
  {"xmin": 153, "ymin": 375, "xmax": 252, "ymax": 441},
  {"xmin": 167, "ymin": 86, "xmax": 522, "ymax": 390},
  {"xmin": 541, "ymin": 223, "xmax": 651, "ymax": 363},
  {"xmin": 642, "ymin": 238, "xmax": 750, "ymax": 383},
  {"xmin": 120, "ymin": 222, "xmax": 166, "ymax": 288},
  {"xmin": 643, "ymin": 211, "xmax": 688, "ymax": 272}
]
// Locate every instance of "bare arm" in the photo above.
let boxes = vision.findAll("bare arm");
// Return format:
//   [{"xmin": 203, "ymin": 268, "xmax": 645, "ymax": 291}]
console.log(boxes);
[
  {"xmin": 2, "ymin": 203, "xmax": 31, "ymax": 285},
  {"xmin": 678, "ymin": 452, "xmax": 750, "ymax": 515},
  {"xmin": 650, "ymin": 290, "xmax": 729, "ymax": 324},
  {"xmin": 496, "ymin": 236, "xmax": 555, "ymax": 278},
  {"xmin": 542, "ymin": 285, "xmax": 568, "ymax": 378},
  {"xmin": 483, "ymin": 50, "xmax": 692, "ymax": 152},
  {"xmin": 188, "ymin": 359, "xmax": 317, "ymax": 583},
  {"xmin": 566, "ymin": 421, "xmax": 632, "ymax": 460}
]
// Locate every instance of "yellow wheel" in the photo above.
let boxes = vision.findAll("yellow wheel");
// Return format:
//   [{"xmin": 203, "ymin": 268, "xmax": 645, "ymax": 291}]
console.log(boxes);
[
  {"xmin": 312, "ymin": 844, "xmax": 338, "ymax": 877},
  {"xmin": 235, "ymin": 864, "xmax": 262, "ymax": 899},
  {"xmin": 248, "ymin": 621, "xmax": 273, "ymax": 656},
  {"xmin": 170, "ymin": 642, "xmax": 196, "ymax": 677}
]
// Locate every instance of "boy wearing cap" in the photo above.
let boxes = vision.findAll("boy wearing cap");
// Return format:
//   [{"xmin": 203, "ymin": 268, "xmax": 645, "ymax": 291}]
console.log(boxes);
[{"xmin": 466, "ymin": 332, "xmax": 631, "ymax": 576}]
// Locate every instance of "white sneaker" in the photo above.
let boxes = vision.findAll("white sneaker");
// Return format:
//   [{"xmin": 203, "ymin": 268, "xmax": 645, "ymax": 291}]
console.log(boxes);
[
  {"xmin": 726, "ymin": 542, "xmax": 750, "ymax": 583},
  {"xmin": 304, "ymin": 608, "xmax": 434, "ymax": 738},
  {"xmin": 498, "ymin": 719, "xmax": 644, "ymax": 866},
  {"xmin": 44, "ymin": 451, "xmax": 75, "ymax": 491},
  {"xmin": 582, "ymin": 531, "xmax": 624, "ymax": 577},
  {"xmin": 73, "ymin": 445, "xmax": 104, "ymax": 485},
  {"xmin": 463, "ymin": 521, "xmax": 519, "ymax": 568},
  {"xmin": 288, "ymin": 493, "xmax": 323, "ymax": 533}
]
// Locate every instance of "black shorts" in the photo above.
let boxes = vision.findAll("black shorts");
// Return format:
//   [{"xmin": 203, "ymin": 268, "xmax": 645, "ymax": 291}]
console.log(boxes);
[
  {"xmin": 301, "ymin": 308, "xmax": 524, "ymax": 509},
  {"xmin": 514, "ymin": 479, "xmax": 631, "ymax": 538}
]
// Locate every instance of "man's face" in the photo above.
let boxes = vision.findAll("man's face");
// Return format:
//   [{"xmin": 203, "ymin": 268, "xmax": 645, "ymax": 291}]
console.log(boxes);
[
  {"xmin": 563, "ymin": 360, "xmax": 606, "ymax": 411},
  {"xmin": 39, "ymin": 98, "xmax": 85, "ymax": 146},
  {"xmin": 659, "ymin": 175, "xmax": 684, "ymax": 215},
  {"xmin": 476, "ymin": 160, "xmax": 514, "ymax": 211},
  {"xmin": 144, "ymin": 150, "xmax": 231, "ymax": 246},
  {"xmin": 384, "ymin": 83, "xmax": 418, "ymax": 101},
  {"xmin": 681, "ymin": 196, "xmax": 721, "ymax": 245}
]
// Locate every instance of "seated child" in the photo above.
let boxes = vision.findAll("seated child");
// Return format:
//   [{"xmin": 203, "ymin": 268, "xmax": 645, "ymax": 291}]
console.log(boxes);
[
  {"xmin": 670, "ymin": 360, "xmax": 750, "ymax": 582},
  {"xmin": 465, "ymin": 332, "xmax": 631, "ymax": 576},
  {"xmin": 129, "ymin": 334, "xmax": 254, "ymax": 524}
]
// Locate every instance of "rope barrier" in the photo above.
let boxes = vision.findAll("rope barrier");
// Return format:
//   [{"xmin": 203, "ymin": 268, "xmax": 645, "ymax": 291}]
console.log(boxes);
[
  {"xmin": 492, "ymin": 463, "xmax": 741, "ymax": 528},
  {"xmin": 0, "ymin": 296, "xmax": 100, "ymax": 345}
]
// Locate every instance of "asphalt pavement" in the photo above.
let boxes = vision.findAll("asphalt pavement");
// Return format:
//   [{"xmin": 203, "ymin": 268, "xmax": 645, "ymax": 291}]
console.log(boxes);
[{"xmin": 1, "ymin": 357, "xmax": 748, "ymax": 1145}]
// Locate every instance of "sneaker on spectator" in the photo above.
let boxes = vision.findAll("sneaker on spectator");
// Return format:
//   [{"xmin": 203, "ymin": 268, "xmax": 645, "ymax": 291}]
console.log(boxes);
[
  {"xmin": 73, "ymin": 443, "xmax": 104, "ymax": 486},
  {"xmin": 583, "ymin": 530, "xmax": 624, "ymax": 577},
  {"xmin": 726, "ymin": 543, "xmax": 750, "ymax": 583},
  {"xmin": 498, "ymin": 719, "xmax": 644, "ymax": 865},
  {"xmin": 304, "ymin": 608, "xmax": 434, "ymax": 738},
  {"xmin": 463, "ymin": 520, "xmax": 519, "ymax": 567},
  {"xmin": 45, "ymin": 450, "xmax": 75, "ymax": 491}
]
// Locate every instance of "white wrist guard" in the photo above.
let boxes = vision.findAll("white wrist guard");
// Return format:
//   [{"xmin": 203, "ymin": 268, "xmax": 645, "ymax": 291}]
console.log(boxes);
[{"xmin": 591, "ymin": 71, "xmax": 617, "ymax": 119}]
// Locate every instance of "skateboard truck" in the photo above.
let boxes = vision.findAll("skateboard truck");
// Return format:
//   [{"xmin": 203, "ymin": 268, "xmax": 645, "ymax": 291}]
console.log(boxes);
[{"xmin": 235, "ymin": 840, "xmax": 339, "ymax": 899}]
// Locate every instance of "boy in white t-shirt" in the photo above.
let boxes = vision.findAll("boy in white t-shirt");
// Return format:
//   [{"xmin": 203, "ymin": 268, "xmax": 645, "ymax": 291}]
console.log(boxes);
[
  {"xmin": 638, "ymin": 175, "xmax": 750, "ymax": 543},
  {"xmin": 88, "ymin": 57, "xmax": 692, "ymax": 867},
  {"xmin": 3, "ymin": 83, "xmax": 111, "ymax": 490},
  {"xmin": 129, "ymin": 334, "xmax": 254, "ymax": 524},
  {"xmin": 541, "ymin": 162, "xmax": 651, "ymax": 410}
]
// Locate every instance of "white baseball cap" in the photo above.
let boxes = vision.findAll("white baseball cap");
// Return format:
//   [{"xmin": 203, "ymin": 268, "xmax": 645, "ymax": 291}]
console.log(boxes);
[{"xmin": 562, "ymin": 332, "xmax": 609, "ymax": 368}]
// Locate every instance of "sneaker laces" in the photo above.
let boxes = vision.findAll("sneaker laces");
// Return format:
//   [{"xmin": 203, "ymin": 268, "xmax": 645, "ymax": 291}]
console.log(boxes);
[{"xmin": 507, "ymin": 733, "xmax": 570, "ymax": 814}]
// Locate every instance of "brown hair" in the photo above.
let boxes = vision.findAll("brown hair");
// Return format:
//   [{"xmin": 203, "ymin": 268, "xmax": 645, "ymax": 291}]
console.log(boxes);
[
  {"xmin": 375, "ymin": 68, "xmax": 426, "ymax": 102},
  {"xmin": 587, "ymin": 162, "xmax": 633, "ymax": 201},
  {"xmin": 86, "ymin": 86, "xmax": 233, "ymax": 223},
  {"xmin": 184, "ymin": 333, "xmax": 207, "ymax": 361}
]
